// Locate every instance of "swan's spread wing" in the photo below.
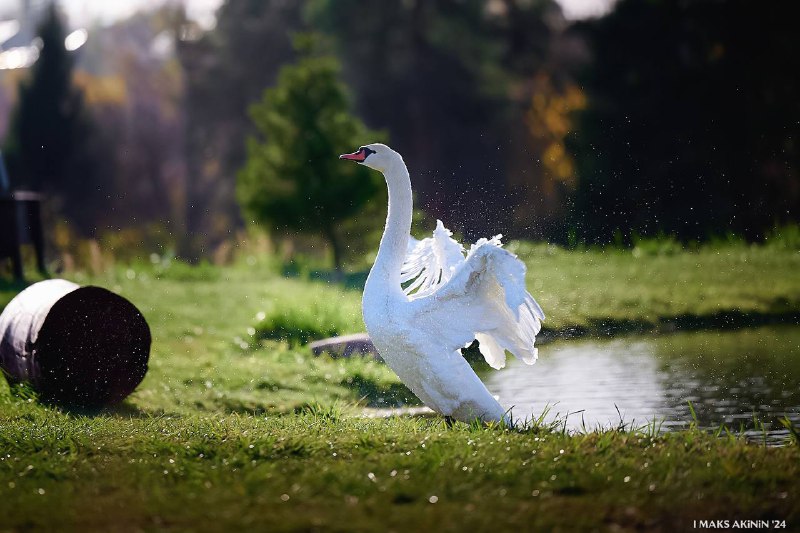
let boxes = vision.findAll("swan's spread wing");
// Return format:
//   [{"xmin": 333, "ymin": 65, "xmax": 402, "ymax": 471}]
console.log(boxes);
[
  {"xmin": 401, "ymin": 220, "xmax": 465, "ymax": 299},
  {"xmin": 411, "ymin": 237, "xmax": 545, "ymax": 369}
]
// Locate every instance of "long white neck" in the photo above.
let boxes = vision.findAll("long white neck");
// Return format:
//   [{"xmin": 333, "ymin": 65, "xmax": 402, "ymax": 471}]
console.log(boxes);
[{"xmin": 368, "ymin": 156, "xmax": 413, "ymax": 292}]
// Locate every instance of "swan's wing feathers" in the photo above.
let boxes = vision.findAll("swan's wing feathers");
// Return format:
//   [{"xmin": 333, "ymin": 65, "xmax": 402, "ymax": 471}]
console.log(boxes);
[
  {"xmin": 401, "ymin": 220, "xmax": 465, "ymax": 299},
  {"xmin": 415, "ymin": 238, "xmax": 544, "ymax": 369}
]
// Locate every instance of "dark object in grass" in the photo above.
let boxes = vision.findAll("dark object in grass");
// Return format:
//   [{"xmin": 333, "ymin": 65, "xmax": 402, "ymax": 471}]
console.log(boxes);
[
  {"xmin": 309, "ymin": 333, "xmax": 382, "ymax": 361},
  {"xmin": 0, "ymin": 190, "xmax": 46, "ymax": 280},
  {"xmin": 0, "ymin": 279, "xmax": 150, "ymax": 408}
]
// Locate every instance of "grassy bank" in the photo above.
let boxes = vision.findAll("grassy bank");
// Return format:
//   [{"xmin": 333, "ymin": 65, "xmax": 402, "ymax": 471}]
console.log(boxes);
[
  {"xmin": 3, "ymin": 239, "xmax": 800, "ymax": 340},
  {"xmin": 505, "ymin": 240, "xmax": 800, "ymax": 336},
  {"xmin": 0, "ymin": 402, "xmax": 797, "ymax": 532},
  {"xmin": 0, "ymin": 241, "xmax": 799, "ymax": 530}
]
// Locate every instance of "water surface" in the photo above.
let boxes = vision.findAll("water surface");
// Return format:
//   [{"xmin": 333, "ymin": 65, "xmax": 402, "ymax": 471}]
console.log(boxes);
[{"xmin": 485, "ymin": 325, "xmax": 800, "ymax": 444}]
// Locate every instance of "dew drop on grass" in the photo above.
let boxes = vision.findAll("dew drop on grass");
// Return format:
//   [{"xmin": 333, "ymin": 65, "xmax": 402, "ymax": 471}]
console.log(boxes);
[
  {"xmin": 390, "ymin": 470, "xmax": 397, "ymax": 477},
  {"xmin": 280, "ymin": 494, "xmax": 290, "ymax": 502},
  {"xmin": 37, "ymin": 488, "xmax": 45, "ymax": 495},
  {"xmin": 429, "ymin": 495, "xmax": 438, "ymax": 504},
  {"xmin": 624, "ymin": 476, "xmax": 631, "ymax": 483}
]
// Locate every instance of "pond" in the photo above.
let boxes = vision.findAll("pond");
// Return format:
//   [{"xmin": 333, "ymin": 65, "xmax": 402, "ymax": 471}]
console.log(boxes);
[{"xmin": 484, "ymin": 325, "xmax": 800, "ymax": 445}]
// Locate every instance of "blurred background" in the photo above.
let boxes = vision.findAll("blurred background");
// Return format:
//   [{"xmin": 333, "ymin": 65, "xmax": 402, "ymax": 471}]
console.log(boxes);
[{"xmin": 0, "ymin": 0, "xmax": 798, "ymax": 274}]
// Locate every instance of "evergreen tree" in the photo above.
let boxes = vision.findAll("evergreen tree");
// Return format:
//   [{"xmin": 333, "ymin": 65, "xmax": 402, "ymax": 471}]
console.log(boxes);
[
  {"xmin": 3, "ymin": 3, "xmax": 104, "ymax": 236},
  {"xmin": 237, "ymin": 36, "xmax": 383, "ymax": 273}
]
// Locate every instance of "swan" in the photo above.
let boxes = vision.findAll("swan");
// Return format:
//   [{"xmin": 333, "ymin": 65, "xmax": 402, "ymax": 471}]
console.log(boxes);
[{"xmin": 340, "ymin": 143, "xmax": 545, "ymax": 424}]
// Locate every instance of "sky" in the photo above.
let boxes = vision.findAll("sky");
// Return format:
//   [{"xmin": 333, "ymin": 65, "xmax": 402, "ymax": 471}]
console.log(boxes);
[
  {"xmin": 57, "ymin": 0, "xmax": 222, "ymax": 28},
  {"xmin": 47, "ymin": 0, "xmax": 614, "ymax": 28}
]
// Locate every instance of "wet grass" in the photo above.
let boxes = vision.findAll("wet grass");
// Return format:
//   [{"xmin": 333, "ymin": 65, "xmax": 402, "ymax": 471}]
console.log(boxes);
[
  {"xmin": 0, "ymin": 399, "xmax": 797, "ymax": 532},
  {"xmin": 0, "ymin": 241, "xmax": 798, "ymax": 530}
]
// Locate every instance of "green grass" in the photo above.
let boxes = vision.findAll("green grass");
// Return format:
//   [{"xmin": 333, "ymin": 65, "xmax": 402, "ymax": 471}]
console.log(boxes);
[
  {"xmin": 506, "ymin": 240, "xmax": 800, "ymax": 335},
  {"xmin": 0, "ymin": 402, "xmax": 797, "ymax": 531},
  {"xmin": 0, "ymin": 241, "xmax": 799, "ymax": 531}
]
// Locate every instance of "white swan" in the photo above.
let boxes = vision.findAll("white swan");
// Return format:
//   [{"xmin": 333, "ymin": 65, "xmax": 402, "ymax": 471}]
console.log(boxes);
[{"xmin": 340, "ymin": 144, "xmax": 545, "ymax": 424}]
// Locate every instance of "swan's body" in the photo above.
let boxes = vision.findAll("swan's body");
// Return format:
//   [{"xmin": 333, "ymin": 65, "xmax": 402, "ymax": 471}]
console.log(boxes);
[{"xmin": 341, "ymin": 144, "xmax": 544, "ymax": 423}]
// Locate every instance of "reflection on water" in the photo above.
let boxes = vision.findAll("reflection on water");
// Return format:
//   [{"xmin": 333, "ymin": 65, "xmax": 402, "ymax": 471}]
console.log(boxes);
[{"xmin": 485, "ymin": 325, "xmax": 800, "ymax": 444}]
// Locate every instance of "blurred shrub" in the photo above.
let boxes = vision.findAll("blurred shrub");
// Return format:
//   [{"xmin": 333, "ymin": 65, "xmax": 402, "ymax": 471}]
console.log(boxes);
[
  {"xmin": 98, "ymin": 224, "xmax": 175, "ymax": 263},
  {"xmin": 251, "ymin": 284, "xmax": 363, "ymax": 346},
  {"xmin": 145, "ymin": 256, "xmax": 221, "ymax": 282},
  {"xmin": 630, "ymin": 232, "xmax": 684, "ymax": 257},
  {"xmin": 766, "ymin": 224, "xmax": 800, "ymax": 250},
  {"xmin": 253, "ymin": 301, "xmax": 354, "ymax": 346}
]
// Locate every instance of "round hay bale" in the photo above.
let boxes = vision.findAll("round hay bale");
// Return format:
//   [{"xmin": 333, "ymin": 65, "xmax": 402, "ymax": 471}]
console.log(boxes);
[{"xmin": 0, "ymin": 279, "xmax": 150, "ymax": 408}]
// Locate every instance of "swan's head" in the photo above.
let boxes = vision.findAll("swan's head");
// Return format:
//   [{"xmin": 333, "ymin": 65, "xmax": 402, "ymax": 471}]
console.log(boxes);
[{"xmin": 339, "ymin": 143, "xmax": 399, "ymax": 173}]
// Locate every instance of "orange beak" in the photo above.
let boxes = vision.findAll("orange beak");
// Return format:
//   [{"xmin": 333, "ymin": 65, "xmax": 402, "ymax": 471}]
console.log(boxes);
[{"xmin": 339, "ymin": 148, "xmax": 367, "ymax": 162}]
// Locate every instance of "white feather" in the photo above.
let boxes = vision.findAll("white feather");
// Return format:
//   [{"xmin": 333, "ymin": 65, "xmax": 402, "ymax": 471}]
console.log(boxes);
[
  {"xmin": 410, "ymin": 238, "xmax": 544, "ymax": 369},
  {"xmin": 401, "ymin": 220, "xmax": 465, "ymax": 299}
]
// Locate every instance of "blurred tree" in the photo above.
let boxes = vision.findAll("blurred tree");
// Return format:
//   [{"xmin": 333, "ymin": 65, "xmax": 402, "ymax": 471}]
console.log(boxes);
[
  {"xmin": 73, "ymin": 6, "xmax": 189, "ymax": 250},
  {"xmin": 178, "ymin": 0, "xmax": 306, "ymax": 259},
  {"xmin": 570, "ymin": 0, "xmax": 800, "ymax": 243},
  {"xmin": 238, "ymin": 36, "xmax": 383, "ymax": 273},
  {"xmin": 3, "ymin": 4, "xmax": 107, "ymax": 236},
  {"xmin": 513, "ymin": 72, "xmax": 585, "ymax": 239},
  {"xmin": 309, "ymin": 0, "xmax": 562, "ymax": 240}
]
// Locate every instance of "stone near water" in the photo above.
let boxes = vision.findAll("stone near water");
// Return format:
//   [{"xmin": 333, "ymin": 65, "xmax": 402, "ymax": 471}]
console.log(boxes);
[{"xmin": 309, "ymin": 333, "xmax": 382, "ymax": 362}]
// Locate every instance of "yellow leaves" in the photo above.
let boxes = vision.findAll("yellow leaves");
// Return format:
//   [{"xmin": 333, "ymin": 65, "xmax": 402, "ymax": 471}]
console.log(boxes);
[
  {"xmin": 708, "ymin": 43, "xmax": 725, "ymax": 62},
  {"xmin": 72, "ymin": 71, "xmax": 127, "ymax": 106},
  {"xmin": 525, "ymin": 73, "xmax": 586, "ymax": 188}
]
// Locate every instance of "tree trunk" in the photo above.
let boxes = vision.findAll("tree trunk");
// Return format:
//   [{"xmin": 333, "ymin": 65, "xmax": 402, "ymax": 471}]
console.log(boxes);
[{"xmin": 325, "ymin": 225, "xmax": 344, "ymax": 278}]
